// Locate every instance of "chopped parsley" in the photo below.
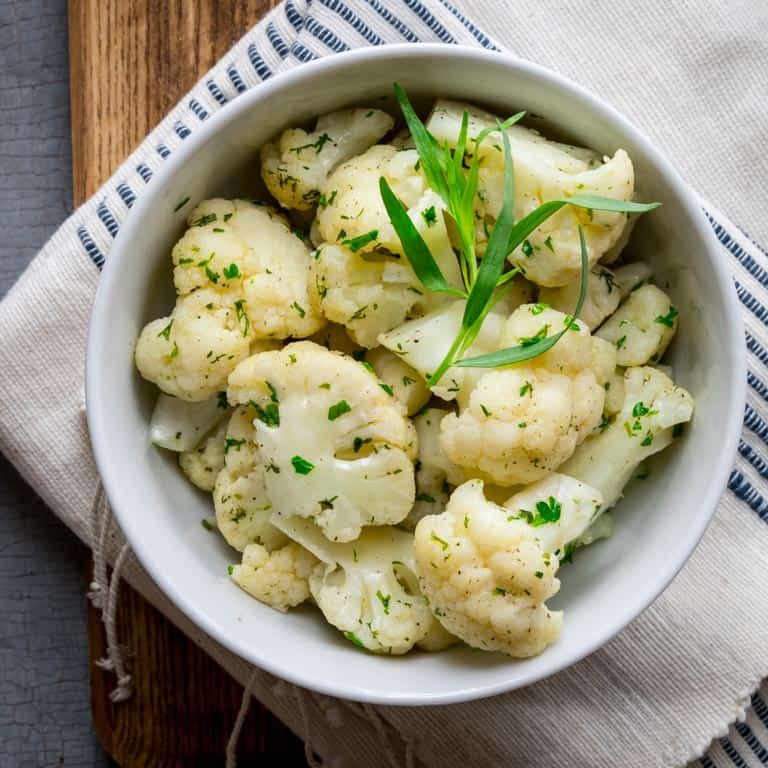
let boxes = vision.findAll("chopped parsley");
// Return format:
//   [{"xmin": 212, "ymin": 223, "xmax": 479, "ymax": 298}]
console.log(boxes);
[
  {"xmin": 353, "ymin": 436, "xmax": 372, "ymax": 453},
  {"xmin": 328, "ymin": 400, "xmax": 352, "ymax": 421},
  {"xmin": 416, "ymin": 493, "xmax": 436, "ymax": 503},
  {"xmin": 319, "ymin": 496, "xmax": 338, "ymax": 511},
  {"xmin": 522, "ymin": 239, "xmax": 534, "ymax": 257},
  {"xmin": 289, "ymin": 132, "xmax": 333, "ymax": 154},
  {"xmin": 317, "ymin": 190, "xmax": 338, "ymax": 208},
  {"xmin": 616, "ymin": 335, "xmax": 627, "ymax": 350},
  {"xmin": 291, "ymin": 301, "xmax": 306, "ymax": 318},
  {"xmin": 191, "ymin": 212, "xmax": 217, "ymax": 227},
  {"xmin": 223, "ymin": 263, "xmax": 240, "ymax": 279},
  {"xmin": 173, "ymin": 196, "xmax": 190, "ymax": 212},
  {"xmin": 520, "ymin": 325, "xmax": 550, "ymax": 347},
  {"xmin": 342, "ymin": 230, "xmax": 378, "ymax": 252},
  {"xmin": 509, "ymin": 496, "xmax": 562, "ymax": 527},
  {"xmin": 234, "ymin": 299, "xmax": 249, "ymax": 337},
  {"xmin": 430, "ymin": 533, "xmax": 449, "ymax": 551},
  {"xmin": 529, "ymin": 303, "xmax": 549, "ymax": 315},
  {"xmin": 252, "ymin": 402, "xmax": 280, "ymax": 428},
  {"xmin": 376, "ymin": 590, "xmax": 391, "ymax": 615},
  {"xmin": 291, "ymin": 455, "xmax": 315, "ymax": 475},
  {"xmin": 519, "ymin": 380, "xmax": 533, "ymax": 397},
  {"xmin": 543, "ymin": 235, "xmax": 555, "ymax": 252},
  {"xmin": 343, "ymin": 631, "xmax": 365, "ymax": 648},
  {"xmin": 216, "ymin": 391, "xmax": 228, "ymax": 410},
  {"xmin": 480, "ymin": 404, "xmax": 491, "ymax": 417},
  {"xmin": 421, "ymin": 205, "xmax": 437, "ymax": 227},
  {"xmin": 157, "ymin": 320, "xmax": 173, "ymax": 340},
  {"xmin": 379, "ymin": 383, "xmax": 394, "ymax": 396},
  {"xmin": 655, "ymin": 306, "xmax": 679, "ymax": 328},
  {"xmin": 224, "ymin": 438, "xmax": 246, "ymax": 454},
  {"xmin": 493, "ymin": 587, "xmax": 507, "ymax": 596},
  {"xmin": 201, "ymin": 518, "xmax": 215, "ymax": 531}
]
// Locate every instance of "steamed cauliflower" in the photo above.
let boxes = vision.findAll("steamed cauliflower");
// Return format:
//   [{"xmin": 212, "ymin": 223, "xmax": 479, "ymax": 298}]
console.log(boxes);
[
  {"xmin": 427, "ymin": 100, "xmax": 635, "ymax": 286},
  {"xmin": 596, "ymin": 284, "xmax": 678, "ymax": 366},
  {"xmin": 179, "ymin": 416, "xmax": 229, "ymax": 491},
  {"xmin": 366, "ymin": 347, "xmax": 430, "ymax": 416},
  {"xmin": 309, "ymin": 243, "xmax": 422, "ymax": 348},
  {"xmin": 227, "ymin": 342, "xmax": 417, "ymax": 542},
  {"xmin": 539, "ymin": 266, "xmax": 621, "ymax": 331},
  {"xmin": 402, "ymin": 408, "xmax": 465, "ymax": 531},
  {"xmin": 213, "ymin": 405, "xmax": 287, "ymax": 552},
  {"xmin": 231, "ymin": 541, "xmax": 318, "ymax": 612},
  {"xmin": 260, "ymin": 108, "xmax": 394, "ymax": 210},
  {"xmin": 414, "ymin": 476, "xmax": 602, "ymax": 657},
  {"xmin": 135, "ymin": 199, "xmax": 323, "ymax": 400},
  {"xmin": 440, "ymin": 305, "xmax": 614, "ymax": 486},
  {"xmin": 275, "ymin": 516, "xmax": 435, "ymax": 654},
  {"xmin": 561, "ymin": 366, "xmax": 694, "ymax": 509}
]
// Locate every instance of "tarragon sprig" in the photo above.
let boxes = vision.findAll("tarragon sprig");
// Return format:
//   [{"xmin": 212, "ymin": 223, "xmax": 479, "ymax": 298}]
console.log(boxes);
[{"xmin": 380, "ymin": 83, "xmax": 660, "ymax": 385}]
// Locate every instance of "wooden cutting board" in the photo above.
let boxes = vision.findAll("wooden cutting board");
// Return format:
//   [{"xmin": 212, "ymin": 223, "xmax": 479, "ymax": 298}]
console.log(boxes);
[{"xmin": 68, "ymin": 1, "xmax": 305, "ymax": 763}]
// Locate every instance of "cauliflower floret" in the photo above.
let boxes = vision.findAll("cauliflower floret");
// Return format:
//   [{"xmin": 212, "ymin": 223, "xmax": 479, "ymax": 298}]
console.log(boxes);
[
  {"xmin": 561, "ymin": 366, "xmax": 694, "ymax": 509},
  {"xmin": 135, "ymin": 199, "xmax": 323, "ymax": 400},
  {"xmin": 402, "ymin": 408, "xmax": 465, "ymax": 531},
  {"xmin": 414, "ymin": 476, "xmax": 602, "ymax": 657},
  {"xmin": 227, "ymin": 342, "xmax": 417, "ymax": 542},
  {"xmin": 427, "ymin": 99, "xmax": 635, "ymax": 287},
  {"xmin": 179, "ymin": 416, "xmax": 229, "ymax": 491},
  {"xmin": 309, "ymin": 243, "xmax": 421, "ymax": 348},
  {"xmin": 378, "ymin": 299, "xmax": 515, "ymax": 406},
  {"xmin": 136, "ymin": 291, "xmax": 256, "ymax": 401},
  {"xmin": 275, "ymin": 516, "xmax": 434, "ymax": 654},
  {"xmin": 539, "ymin": 266, "xmax": 621, "ymax": 331},
  {"xmin": 231, "ymin": 541, "xmax": 318, "ymax": 612},
  {"xmin": 308, "ymin": 322, "xmax": 361, "ymax": 356},
  {"xmin": 148, "ymin": 391, "xmax": 229, "ymax": 451},
  {"xmin": 612, "ymin": 261, "xmax": 652, "ymax": 296},
  {"xmin": 596, "ymin": 284, "xmax": 678, "ymax": 366},
  {"xmin": 260, "ymin": 109, "xmax": 394, "ymax": 210},
  {"xmin": 213, "ymin": 406, "xmax": 288, "ymax": 552},
  {"xmin": 366, "ymin": 347, "xmax": 430, "ymax": 416},
  {"xmin": 316, "ymin": 144, "xmax": 463, "ymax": 284},
  {"xmin": 440, "ymin": 306, "xmax": 613, "ymax": 486}
]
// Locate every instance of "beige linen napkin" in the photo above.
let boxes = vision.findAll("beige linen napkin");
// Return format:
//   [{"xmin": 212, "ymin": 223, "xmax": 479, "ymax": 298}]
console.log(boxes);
[{"xmin": 1, "ymin": 1, "xmax": 767, "ymax": 766}]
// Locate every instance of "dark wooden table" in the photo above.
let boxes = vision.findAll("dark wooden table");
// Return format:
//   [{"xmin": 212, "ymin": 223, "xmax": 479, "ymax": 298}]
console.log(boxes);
[{"xmin": 68, "ymin": 1, "xmax": 305, "ymax": 763}]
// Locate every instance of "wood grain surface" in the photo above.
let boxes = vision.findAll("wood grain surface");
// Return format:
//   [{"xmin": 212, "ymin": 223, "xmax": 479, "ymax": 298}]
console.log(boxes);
[{"xmin": 68, "ymin": 1, "xmax": 304, "ymax": 763}]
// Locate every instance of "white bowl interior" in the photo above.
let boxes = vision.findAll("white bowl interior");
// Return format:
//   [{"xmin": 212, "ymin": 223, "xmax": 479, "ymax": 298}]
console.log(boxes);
[{"xmin": 87, "ymin": 46, "xmax": 743, "ymax": 704}]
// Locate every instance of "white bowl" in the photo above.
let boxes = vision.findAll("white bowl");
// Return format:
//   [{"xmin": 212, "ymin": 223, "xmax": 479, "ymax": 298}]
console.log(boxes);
[{"xmin": 87, "ymin": 44, "xmax": 745, "ymax": 705}]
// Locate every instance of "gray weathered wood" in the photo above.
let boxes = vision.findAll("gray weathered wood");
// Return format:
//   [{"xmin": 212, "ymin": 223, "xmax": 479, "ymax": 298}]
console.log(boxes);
[{"xmin": 0, "ymin": 0, "xmax": 111, "ymax": 764}]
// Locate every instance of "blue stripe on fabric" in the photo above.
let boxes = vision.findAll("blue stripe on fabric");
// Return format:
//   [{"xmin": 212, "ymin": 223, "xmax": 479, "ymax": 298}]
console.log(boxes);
[
  {"xmin": 188, "ymin": 98, "xmax": 209, "ymax": 121},
  {"xmin": 364, "ymin": 0, "xmax": 420, "ymax": 42},
  {"xmin": 403, "ymin": 0, "xmax": 456, "ymax": 43},
  {"xmin": 96, "ymin": 202, "xmax": 120, "ymax": 238},
  {"xmin": 116, "ymin": 182, "xmax": 136, "ymax": 208},
  {"xmin": 227, "ymin": 65, "xmax": 247, "ymax": 93},
  {"xmin": 267, "ymin": 21, "xmax": 290, "ymax": 58},
  {"xmin": 285, "ymin": 0, "xmax": 305, "ymax": 31},
  {"xmin": 206, "ymin": 79, "xmax": 228, "ymax": 105},
  {"xmin": 436, "ymin": 0, "xmax": 497, "ymax": 49},
  {"xmin": 744, "ymin": 403, "xmax": 768, "ymax": 446},
  {"xmin": 78, "ymin": 225, "xmax": 105, "ymax": 269},
  {"xmin": 699, "ymin": 756, "xmax": 716, "ymax": 768},
  {"xmin": 729, "ymin": 469, "xmax": 768, "ymax": 521},
  {"xmin": 317, "ymin": 0, "xmax": 386, "ymax": 45},
  {"xmin": 136, "ymin": 163, "xmax": 153, "ymax": 183},
  {"xmin": 291, "ymin": 42, "xmax": 318, "ymax": 62},
  {"xmin": 719, "ymin": 738, "xmax": 749, "ymax": 768},
  {"xmin": 735, "ymin": 722, "xmax": 768, "ymax": 763},
  {"xmin": 746, "ymin": 331, "xmax": 768, "ymax": 369},
  {"xmin": 174, "ymin": 122, "xmax": 191, "ymax": 139},
  {"xmin": 748, "ymin": 371, "xmax": 768, "ymax": 404},
  {"xmin": 247, "ymin": 44, "xmax": 273, "ymax": 80},
  {"xmin": 156, "ymin": 143, "xmax": 171, "ymax": 159},
  {"xmin": 753, "ymin": 691, "xmax": 768, "ymax": 728},
  {"xmin": 739, "ymin": 440, "xmax": 768, "ymax": 479},
  {"xmin": 735, "ymin": 279, "xmax": 768, "ymax": 327},
  {"xmin": 708, "ymin": 214, "xmax": 768, "ymax": 288},
  {"xmin": 305, "ymin": 17, "xmax": 351, "ymax": 52}
]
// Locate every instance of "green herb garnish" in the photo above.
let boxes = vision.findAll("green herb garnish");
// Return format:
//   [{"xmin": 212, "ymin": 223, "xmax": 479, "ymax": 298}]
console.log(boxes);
[
  {"xmin": 342, "ymin": 230, "xmax": 379, "ymax": 252},
  {"xmin": 291, "ymin": 455, "xmax": 315, "ymax": 475},
  {"xmin": 328, "ymin": 400, "xmax": 352, "ymax": 421}
]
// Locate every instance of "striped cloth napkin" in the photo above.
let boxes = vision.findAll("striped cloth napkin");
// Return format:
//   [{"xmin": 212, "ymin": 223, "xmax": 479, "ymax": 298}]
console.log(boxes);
[{"xmin": 1, "ymin": 1, "xmax": 767, "ymax": 766}]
